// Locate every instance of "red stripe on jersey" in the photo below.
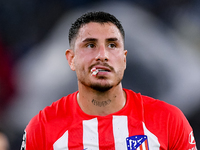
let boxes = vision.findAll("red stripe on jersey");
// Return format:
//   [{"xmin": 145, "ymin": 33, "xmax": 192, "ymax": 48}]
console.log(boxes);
[
  {"xmin": 127, "ymin": 116, "xmax": 145, "ymax": 137},
  {"xmin": 139, "ymin": 144, "xmax": 143, "ymax": 150},
  {"xmin": 126, "ymin": 89, "xmax": 145, "ymax": 137},
  {"xmin": 68, "ymin": 121, "xmax": 83, "ymax": 150},
  {"xmin": 144, "ymin": 139, "xmax": 149, "ymax": 149},
  {"xmin": 98, "ymin": 117, "xmax": 115, "ymax": 150}
]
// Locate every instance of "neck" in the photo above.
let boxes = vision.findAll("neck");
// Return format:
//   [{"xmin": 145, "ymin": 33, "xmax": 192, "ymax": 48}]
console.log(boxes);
[{"xmin": 77, "ymin": 83, "xmax": 126, "ymax": 116}]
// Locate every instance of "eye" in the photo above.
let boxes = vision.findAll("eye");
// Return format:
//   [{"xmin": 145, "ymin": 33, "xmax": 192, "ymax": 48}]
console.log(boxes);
[
  {"xmin": 86, "ymin": 43, "xmax": 95, "ymax": 48},
  {"xmin": 108, "ymin": 43, "xmax": 116, "ymax": 49}
]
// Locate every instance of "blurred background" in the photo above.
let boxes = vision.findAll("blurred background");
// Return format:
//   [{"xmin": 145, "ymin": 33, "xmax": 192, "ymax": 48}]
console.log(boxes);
[{"xmin": 0, "ymin": 0, "xmax": 200, "ymax": 149}]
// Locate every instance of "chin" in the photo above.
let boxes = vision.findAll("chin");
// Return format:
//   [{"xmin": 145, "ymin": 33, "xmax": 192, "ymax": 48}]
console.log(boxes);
[
  {"xmin": 90, "ymin": 84, "xmax": 113, "ymax": 92},
  {"xmin": 90, "ymin": 79, "xmax": 122, "ymax": 92}
]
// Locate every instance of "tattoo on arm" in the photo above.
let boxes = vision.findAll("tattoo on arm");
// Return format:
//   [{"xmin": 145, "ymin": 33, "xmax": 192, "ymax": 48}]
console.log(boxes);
[{"xmin": 92, "ymin": 99, "xmax": 111, "ymax": 107}]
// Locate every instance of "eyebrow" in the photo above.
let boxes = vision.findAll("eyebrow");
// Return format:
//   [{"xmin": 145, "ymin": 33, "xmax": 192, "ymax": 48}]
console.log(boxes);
[
  {"xmin": 82, "ymin": 37, "xmax": 119, "ymax": 43},
  {"xmin": 82, "ymin": 38, "xmax": 97, "ymax": 43},
  {"xmin": 106, "ymin": 38, "xmax": 118, "ymax": 42}
]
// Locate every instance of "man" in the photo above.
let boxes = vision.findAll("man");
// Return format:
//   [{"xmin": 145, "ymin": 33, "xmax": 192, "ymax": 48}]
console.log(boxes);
[{"xmin": 21, "ymin": 11, "xmax": 197, "ymax": 150}]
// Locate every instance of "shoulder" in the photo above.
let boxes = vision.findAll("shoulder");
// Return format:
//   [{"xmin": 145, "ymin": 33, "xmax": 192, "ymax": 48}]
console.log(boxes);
[
  {"xmin": 24, "ymin": 92, "xmax": 78, "ymax": 149},
  {"xmin": 25, "ymin": 91, "xmax": 78, "ymax": 132},
  {"xmin": 124, "ymin": 89, "xmax": 196, "ymax": 149},
  {"xmin": 142, "ymin": 94, "xmax": 184, "ymax": 118},
  {"xmin": 124, "ymin": 88, "xmax": 185, "ymax": 118},
  {"xmin": 141, "ymin": 94, "xmax": 193, "ymax": 139},
  {"xmin": 23, "ymin": 91, "xmax": 79, "ymax": 149},
  {"xmin": 141, "ymin": 96, "xmax": 196, "ymax": 149},
  {"xmin": 124, "ymin": 88, "xmax": 182, "ymax": 117}
]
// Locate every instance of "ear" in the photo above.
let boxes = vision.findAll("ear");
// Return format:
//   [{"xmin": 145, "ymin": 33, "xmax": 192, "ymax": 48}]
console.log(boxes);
[
  {"xmin": 65, "ymin": 49, "xmax": 75, "ymax": 71},
  {"xmin": 124, "ymin": 50, "xmax": 128, "ymax": 69},
  {"xmin": 124, "ymin": 50, "xmax": 127, "ymax": 61}
]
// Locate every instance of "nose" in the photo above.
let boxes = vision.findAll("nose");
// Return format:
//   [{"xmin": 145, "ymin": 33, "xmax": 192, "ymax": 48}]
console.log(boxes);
[{"xmin": 95, "ymin": 45, "xmax": 108, "ymax": 61}]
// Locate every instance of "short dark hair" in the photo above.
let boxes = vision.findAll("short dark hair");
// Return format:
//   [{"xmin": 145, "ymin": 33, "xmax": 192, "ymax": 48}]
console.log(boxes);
[{"xmin": 68, "ymin": 11, "xmax": 125, "ymax": 47}]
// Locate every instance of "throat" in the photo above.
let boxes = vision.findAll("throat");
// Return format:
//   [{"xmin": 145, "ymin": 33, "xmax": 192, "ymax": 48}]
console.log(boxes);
[
  {"xmin": 92, "ymin": 99, "xmax": 111, "ymax": 107},
  {"xmin": 77, "ymin": 88, "xmax": 126, "ymax": 116}
]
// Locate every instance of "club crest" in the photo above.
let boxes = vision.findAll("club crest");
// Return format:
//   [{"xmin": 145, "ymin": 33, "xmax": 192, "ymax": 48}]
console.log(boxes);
[{"xmin": 126, "ymin": 135, "xmax": 149, "ymax": 150}]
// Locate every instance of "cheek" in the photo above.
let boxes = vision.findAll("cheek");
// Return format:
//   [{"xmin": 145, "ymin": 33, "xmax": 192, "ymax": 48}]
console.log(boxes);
[
  {"xmin": 74, "ymin": 55, "xmax": 89, "ymax": 71},
  {"xmin": 116, "ymin": 58, "xmax": 126, "ymax": 73},
  {"xmin": 114, "ymin": 53, "xmax": 126, "ymax": 66}
]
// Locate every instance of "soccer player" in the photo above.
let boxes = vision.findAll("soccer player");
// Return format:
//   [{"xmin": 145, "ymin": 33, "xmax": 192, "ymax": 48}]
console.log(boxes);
[{"xmin": 21, "ymin": 11, "xmax": 197, "ymax": 150}]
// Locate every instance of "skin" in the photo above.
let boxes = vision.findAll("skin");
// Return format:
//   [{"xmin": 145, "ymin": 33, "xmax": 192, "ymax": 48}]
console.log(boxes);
[{"xmin": 66, "ymin": 22, "xmax": 127, "ymax": 116}]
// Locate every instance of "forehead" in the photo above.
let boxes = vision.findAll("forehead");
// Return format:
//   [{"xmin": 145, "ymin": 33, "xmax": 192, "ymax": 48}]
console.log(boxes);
[{"xmin": 77, "ymin": 22, "xmax": 123, "ymax": 41}]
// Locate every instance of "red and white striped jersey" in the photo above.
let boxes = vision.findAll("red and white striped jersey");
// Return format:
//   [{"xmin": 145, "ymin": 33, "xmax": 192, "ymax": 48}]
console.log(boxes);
[{"xmin": 22, "ymin": 89, "xmax": 197, "ymax": 150}]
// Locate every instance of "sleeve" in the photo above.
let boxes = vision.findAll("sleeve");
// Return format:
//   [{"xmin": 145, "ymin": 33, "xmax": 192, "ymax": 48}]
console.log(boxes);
[
  {"xmin": 20, "ymin": 111, "xmax": 46, "ymax": 150},
  {"xmin": 168, "ymin": 106, "xmax": 197, "ymax": 150}
]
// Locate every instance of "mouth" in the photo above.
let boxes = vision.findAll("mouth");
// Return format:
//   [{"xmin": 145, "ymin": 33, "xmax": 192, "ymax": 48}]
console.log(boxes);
[
  {"xmin": 98, "ymin": 69, "xmax": 110, "ymax": 72},
  {"xmin": 91, "ymin": 68, "xmax": 110, "ymax": 76}
]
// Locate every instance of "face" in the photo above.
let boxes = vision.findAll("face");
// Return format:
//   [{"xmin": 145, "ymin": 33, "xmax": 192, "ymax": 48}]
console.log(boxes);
[{"xmin": 66, "ymin": 22, "xmax": 127, "ymax": 91}]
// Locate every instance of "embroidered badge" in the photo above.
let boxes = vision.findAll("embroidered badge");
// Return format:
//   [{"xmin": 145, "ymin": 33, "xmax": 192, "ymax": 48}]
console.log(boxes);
[{"xmin": 126, "ymin": 135, "xmax": 149, "ymax": 150}]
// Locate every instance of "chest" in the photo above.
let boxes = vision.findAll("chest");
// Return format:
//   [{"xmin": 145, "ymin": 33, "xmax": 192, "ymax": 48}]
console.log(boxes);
[{"xmin": 51, "ymin": 115, "xmax": 162, "ymax": 150}]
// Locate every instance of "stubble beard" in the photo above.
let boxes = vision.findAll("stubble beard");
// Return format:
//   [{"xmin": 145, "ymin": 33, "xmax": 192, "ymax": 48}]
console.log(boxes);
[
  {"xmin": 90, "ymin": 82, "xmax": 113, "ymax": 92},
  {"xmin": 77, "ymin": 63, "xmax": 124, "ymax": 92},
  {"xmin": 79, "ymin": 75, "xmax": 122, "ymax": 92}
]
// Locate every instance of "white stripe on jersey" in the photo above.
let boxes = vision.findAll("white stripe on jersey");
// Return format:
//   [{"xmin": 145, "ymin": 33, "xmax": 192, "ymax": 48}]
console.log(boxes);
[
  {"xmin": 83, "ymin": 118, "xmax": 99, "ymax": 150},
  {"xmin": 53, "ymin": 130, "xmax": 68, "ymax": 150},
  {"xmin": 142, "ymin": 140, "xmax": 148, "ymax": 150},
  {"xmin": 142, "ymin": 122, "xmax": 160, "ymax": 150},
  {"xmin": 142, "ymin": 141, "xmax": 146, "ymax": 150},
  {"xmin": 113, "ymin": 116, "xmax": 129, "ymax": 150}
]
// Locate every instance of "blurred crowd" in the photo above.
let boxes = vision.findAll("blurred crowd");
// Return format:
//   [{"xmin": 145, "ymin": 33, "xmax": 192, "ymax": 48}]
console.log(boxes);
[{"xmin": 0, "ymin": 0, "xmax": 200, "ymax": 149}]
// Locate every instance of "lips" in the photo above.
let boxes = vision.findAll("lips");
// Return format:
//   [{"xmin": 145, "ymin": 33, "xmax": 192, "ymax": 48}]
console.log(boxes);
[
  {"xmin": 91, "ymin": 66, "xmax": 111, "ymax": 76},
  {"xmin": 94, "ymin": 66, "xmax": 111, "ymax": 72}
]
